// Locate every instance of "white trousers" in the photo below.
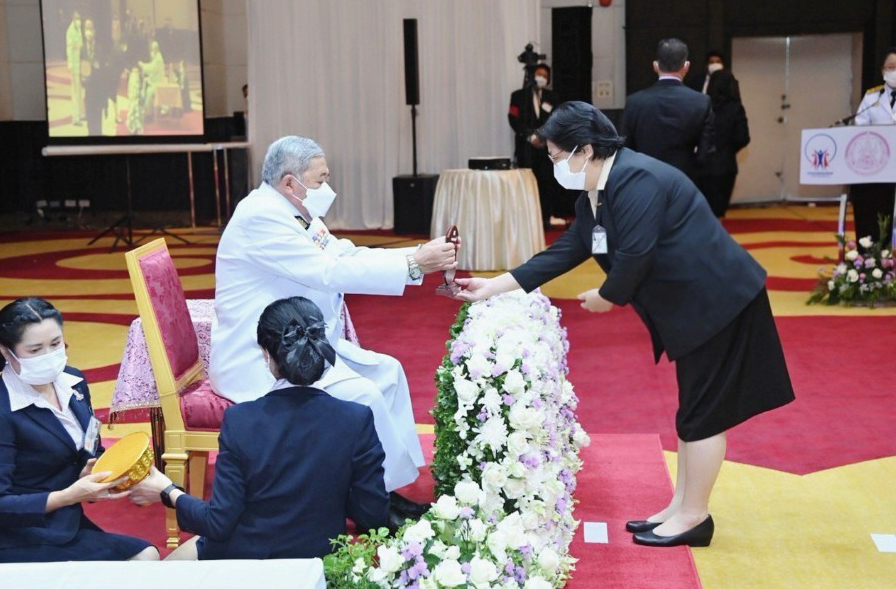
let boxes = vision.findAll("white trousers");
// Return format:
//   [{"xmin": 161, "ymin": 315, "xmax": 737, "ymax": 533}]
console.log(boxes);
[{"xmin": 320, "ymin": 343, "xmax": 424, "ymax": 492}]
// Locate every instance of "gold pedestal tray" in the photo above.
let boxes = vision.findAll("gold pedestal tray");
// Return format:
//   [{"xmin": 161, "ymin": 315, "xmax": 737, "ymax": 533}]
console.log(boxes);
[{"xmin": 92, "ymin": 432, "xmax": 154, "ymax": 491}]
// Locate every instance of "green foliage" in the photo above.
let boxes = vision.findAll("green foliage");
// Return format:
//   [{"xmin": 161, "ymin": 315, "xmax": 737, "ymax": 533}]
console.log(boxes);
[{"xmin": 323, "ymin": 528, "xmax": 390, "ymax": 589}]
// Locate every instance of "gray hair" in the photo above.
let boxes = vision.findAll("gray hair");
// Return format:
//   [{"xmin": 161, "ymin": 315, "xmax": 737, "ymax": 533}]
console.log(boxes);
[{"xmin": 261, "ymin": 136, "xmax": 325, "ymax": 186}]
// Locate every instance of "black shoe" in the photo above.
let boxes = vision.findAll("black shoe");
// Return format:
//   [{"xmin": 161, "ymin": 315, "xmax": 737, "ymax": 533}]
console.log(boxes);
[
  {"xmin": 632, "ymin": 515, "xmax": 714, "ymax": 548},
  {"xmin": 626, "ymin": 520, "xmax": 662, "ymax": 533},
  {"xmin": 386, "ymin": 507, "xmax": 408, "ymax": 535},
  {"xmin": 390, "ymin": 492, "xmax": 430, "ymax": 519}
]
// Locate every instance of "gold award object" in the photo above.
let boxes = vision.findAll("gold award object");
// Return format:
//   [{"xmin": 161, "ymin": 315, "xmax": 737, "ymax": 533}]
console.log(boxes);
[
  {"xmin": 436, "ymin": 225, "xmax": 461, "ymax": 298},
  {"xmin": 91, "ymin": 432, "xmax": 155, "ymax": 491}
]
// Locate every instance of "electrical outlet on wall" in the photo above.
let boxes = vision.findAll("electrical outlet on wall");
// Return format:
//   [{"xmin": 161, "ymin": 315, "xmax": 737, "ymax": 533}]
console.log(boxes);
[{"xmin": 596, "ymin": 80, "xmax": 613, "ymax": 99}]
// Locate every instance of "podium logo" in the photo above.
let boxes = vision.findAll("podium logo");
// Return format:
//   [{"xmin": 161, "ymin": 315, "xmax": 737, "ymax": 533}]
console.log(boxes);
[
  {"xmin": 804, "ymin": 133, "xmax": 836, "ymax": 176},
  {"xmin": 845, "ymin": 131, "xmax": 890, "ymax": 176}
]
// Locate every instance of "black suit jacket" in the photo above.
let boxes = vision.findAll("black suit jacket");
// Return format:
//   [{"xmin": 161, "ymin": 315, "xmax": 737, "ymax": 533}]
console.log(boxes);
[
  {"xmin": 511, "ymin": 148, "xmax": 766, "ymax": 362},
  {"xmin": 175, "ymin": 386, "xmax": 389, "ymax": 560},
  {"xmin": 699, "ymin": 100, "xmax": 750, "ymax": 177},
  {"xmin": 0, "ymin": 367, "xmax": 103, "ymax": 553},
  {"xmin": 508, "ymin": 86, "xmax": 559, "ymax": 167},
  {"xmin": 621, "ymin": 79, "xmax": 715, "ymax": 179}
]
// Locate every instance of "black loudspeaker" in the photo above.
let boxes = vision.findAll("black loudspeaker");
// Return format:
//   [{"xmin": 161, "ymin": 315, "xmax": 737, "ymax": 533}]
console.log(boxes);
[
  {"xmin": 552, "ymin": 7, "xmax": 593, "ymax": 104},
  {"xmin": 403, "ymin": 19, "xmax": 420, "ymax": 106},
  {"xmin": 393, "ymin": 174, "xmax": 438, "ymax": 234}
]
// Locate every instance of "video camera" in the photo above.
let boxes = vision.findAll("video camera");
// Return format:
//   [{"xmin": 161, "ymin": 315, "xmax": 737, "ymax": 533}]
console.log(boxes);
[{"xmin": 517, "ymin": 43, "xmax": 547, "ymax": 89}]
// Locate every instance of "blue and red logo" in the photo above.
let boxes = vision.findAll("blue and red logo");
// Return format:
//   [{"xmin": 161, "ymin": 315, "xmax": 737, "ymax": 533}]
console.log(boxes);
[{"xmin": 804, "ymin": 134, "xmax": 837, "ymax": 176}]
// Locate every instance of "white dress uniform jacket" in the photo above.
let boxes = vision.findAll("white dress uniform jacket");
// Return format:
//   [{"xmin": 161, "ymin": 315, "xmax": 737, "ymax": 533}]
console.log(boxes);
[
  {"xmin": 855, "ymin": 85, "xmax": 896, "ymax": 125},
  {"xmin": 210, "ymin": 182, "xmax": 425, "ymax": 490}
]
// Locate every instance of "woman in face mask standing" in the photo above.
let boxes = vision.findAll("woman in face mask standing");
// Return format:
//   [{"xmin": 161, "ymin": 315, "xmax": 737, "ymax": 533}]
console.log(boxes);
[
  {"xmin": 454, "ymin": 101, "xmax": 795, "ymax": 548},
  {"xmin": 0, "ymin": 298, "xmax": 158, "ymax": 562}
]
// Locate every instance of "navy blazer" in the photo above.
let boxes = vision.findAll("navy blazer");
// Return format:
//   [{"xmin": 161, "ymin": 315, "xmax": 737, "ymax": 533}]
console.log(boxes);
[
  {"xmin": 511, "ymin": 148, "xmax": 766, "ymax": 362},
  {"xmin": 175, "ymin": 386, "xmax": 389, "ymax": 560},
  {"xmin": 621, "ymin": 79, "xmax": 715, "ymax": 179},
  {"xmin": 0, "ymin": 367, "xmax": 103, "ymax": 550}
]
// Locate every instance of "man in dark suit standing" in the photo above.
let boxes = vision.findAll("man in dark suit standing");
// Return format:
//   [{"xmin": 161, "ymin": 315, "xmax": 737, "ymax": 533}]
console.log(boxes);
[
  {"xmin": 509, "ymin": 63, "xmax": 563, "ymax": 228},
  {"xmin": 622, "ymin": 38, "xmax": 715, "ymax": 182}
]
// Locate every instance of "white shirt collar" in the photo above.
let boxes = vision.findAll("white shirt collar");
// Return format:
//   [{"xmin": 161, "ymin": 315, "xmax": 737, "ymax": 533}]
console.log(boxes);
[
  {"xmin": 587, "ymin": 151, "xmax": 617, "ymax": 215},
  {"xmin": 260, "ymin": 181, "xmax": 307, "ymax": 220},
  {"xmin": 658, "ymin": 75, "xmax": 682, "ymax": 82},
  {"xmin": 3, "ymin": 365, "xmax": 84, "ymax": 412},
  {"xmin": 269, "ymin": 378, "xmax": 296, "ymax": 392}
]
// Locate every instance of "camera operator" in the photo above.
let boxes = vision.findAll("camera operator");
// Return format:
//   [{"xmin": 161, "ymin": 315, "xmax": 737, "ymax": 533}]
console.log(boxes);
[{"xmin": 508, "ymin": 49, "xmax": 560, "ymax": 230}]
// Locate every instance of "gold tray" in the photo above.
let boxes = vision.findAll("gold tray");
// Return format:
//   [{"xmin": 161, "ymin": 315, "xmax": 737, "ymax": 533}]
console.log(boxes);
[{"xmin": 92, "ymin": 432, "xmax": 154, "ymax": 491}]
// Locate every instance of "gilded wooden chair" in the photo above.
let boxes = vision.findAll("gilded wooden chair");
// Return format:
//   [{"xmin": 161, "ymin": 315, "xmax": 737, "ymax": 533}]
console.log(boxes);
[{"xmin": 125, "ymin": 238, "xmax": 232, "ymax": 549}]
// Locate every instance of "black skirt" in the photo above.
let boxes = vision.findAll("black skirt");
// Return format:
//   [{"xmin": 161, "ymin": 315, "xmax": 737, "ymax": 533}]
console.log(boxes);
[
  {"xmin": 675, "ymin": 287, "xmax": 795, "ymax": 441},
  {"xmin": 0, "ymin": 519, "xmax": 153, "ymax": 563}
]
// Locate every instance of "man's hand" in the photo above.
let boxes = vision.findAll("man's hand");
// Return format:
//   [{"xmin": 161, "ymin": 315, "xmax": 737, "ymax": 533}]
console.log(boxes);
[
  {"xmin": 414, "ymin": 241, "xmax": 458, "ymax": 274},
  {"xmin": 129, "ymin": 466, "xmax": 173, "ymax": 507},
  {"xmin": 453, "ymin": 277, "xmax": 494, "ymax": 302},
  {"xmin": 577, "ymin": 289, "xmax": 615, "ymax": 313}
]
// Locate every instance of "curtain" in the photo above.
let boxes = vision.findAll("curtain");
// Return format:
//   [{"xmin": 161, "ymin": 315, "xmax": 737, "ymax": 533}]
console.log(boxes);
[{"xmin": 247, "ymin": 0, "xmax": 540, "ymax": 229}]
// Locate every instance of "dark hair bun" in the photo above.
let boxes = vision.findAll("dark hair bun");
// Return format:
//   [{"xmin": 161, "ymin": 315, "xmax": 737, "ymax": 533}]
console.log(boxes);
[{"xmin": 257, "ymin": 297, "xmax": 336, "ymax": 387}]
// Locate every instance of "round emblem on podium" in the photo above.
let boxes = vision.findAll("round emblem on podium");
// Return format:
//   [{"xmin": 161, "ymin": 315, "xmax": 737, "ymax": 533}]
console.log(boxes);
[{"xmin": 845, "ymin": 131, "xmax": 890, "ymax": 176}]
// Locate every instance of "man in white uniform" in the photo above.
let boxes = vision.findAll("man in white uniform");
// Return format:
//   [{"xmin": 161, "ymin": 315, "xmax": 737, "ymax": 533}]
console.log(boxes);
[{"xmin": 211, "ymin": 136, "xmax": 456, "ymax": 521}]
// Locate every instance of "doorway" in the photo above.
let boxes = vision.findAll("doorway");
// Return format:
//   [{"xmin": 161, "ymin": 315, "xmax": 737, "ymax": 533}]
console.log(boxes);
[{"xmin": 731, "ymin": 34, "xmax": 862, "ymax": 204}]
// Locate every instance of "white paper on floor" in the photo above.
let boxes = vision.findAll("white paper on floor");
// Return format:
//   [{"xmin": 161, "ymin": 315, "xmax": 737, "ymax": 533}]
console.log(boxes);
[
  {"xmin": 871, "ymin": 534, "xmax": 896, "ymax": 553},
  {"xmin": 584, "ymin": 521, "xmax": 609, "ymax": 544}
]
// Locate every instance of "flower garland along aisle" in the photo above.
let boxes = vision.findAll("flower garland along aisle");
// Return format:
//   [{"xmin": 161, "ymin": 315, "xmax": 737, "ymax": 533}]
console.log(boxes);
[{"xmin": 324, "ymin": 291, "xmax": 591, "ymax": 589}]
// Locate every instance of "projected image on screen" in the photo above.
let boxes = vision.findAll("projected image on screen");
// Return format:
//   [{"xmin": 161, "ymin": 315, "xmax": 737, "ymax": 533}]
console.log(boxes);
[{"xmin": 41, "ymin": 0, "xmax": 204, "ymax": 138}]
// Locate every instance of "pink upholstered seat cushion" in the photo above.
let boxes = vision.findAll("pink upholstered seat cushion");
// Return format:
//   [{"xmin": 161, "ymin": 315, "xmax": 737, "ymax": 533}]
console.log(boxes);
[
  {"xmin": 138, "ymin": 249, "xmax": 200, "ymax": 381},
  {"xmin": 180, "ymin": 379, "xmax": 234, "ymax": 430}
]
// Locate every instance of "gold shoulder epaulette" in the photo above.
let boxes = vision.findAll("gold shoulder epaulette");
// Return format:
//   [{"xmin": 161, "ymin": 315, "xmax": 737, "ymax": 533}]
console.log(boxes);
[{"xmin": 866, "ymin": 85, "xmax": 884, "ymax": 95}]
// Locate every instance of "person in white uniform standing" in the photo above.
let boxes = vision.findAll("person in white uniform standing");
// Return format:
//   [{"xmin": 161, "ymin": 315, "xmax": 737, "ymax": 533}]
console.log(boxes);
[
  {"xmin": 210, "ymin": 136, "xmax": 457, "ymax": 522},
  {"xmin": 851, "ymin": 47, "xmax": 896, "ymax": 249}
]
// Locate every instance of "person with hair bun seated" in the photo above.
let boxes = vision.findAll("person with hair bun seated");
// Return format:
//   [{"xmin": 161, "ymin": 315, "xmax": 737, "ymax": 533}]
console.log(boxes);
[
  {"xmin": 0, "ymin": 298, "xmax": 158, "ymax": 562},
  {"xmin": 130, "ymin": 296, "xmax": 391, "ymax": 560}
]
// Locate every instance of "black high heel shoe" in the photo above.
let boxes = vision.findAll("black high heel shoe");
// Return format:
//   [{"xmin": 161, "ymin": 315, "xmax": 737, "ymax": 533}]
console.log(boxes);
[
  {"xmin": 632, "ymin": 515, "xmax": 714, "ymax": 547},
  {"xmin": 626, "ymin": 520, "xmax": 662, "ymax": 533}
]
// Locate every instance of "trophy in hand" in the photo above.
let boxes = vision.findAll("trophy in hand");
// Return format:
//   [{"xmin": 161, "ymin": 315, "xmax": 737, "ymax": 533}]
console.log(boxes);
[{"xmin": 435, "ymin": 225, "xmax": 461, "ymax": 298}]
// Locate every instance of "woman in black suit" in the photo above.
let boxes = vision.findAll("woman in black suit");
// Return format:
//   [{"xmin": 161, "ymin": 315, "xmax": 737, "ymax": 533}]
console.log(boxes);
[
  {"xmin": 455, "ymin": 102, "xmax": 794, "ymax": 548},
  {"xmin": 696, "ymin": 69, "xmax": 750, "ymax": 217},
  {"xmin": 0, "ymin": 298, "xmax": 158, "ymax": 562},
  {"xmin": 130, "ymin": 296, "xmax": 391, "ymax": 560}
]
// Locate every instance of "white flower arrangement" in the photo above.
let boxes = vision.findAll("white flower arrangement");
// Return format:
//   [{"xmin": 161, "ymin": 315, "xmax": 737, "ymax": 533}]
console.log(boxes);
[{"xmin": 327, "ymin": 291, "xmax": 589, "ymax": 589}]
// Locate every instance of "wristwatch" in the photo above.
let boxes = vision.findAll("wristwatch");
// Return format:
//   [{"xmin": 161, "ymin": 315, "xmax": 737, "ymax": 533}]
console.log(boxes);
[
  {"xmin": 160, "ymin": 483, "xmax": 185, "ymax": 509},
  {"xmin": 406, "ymin": 254, "xmax": 423, "ymax": 281}
]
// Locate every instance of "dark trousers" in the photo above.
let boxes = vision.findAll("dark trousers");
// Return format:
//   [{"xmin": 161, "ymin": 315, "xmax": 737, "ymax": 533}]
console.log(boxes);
[
  {"xmin": 698, "ymin": 172, "xmax": 738, "ymax": 218},
  {"xmin": 850, "ymin": 183, "xmax": 896, "ymax": 246}
]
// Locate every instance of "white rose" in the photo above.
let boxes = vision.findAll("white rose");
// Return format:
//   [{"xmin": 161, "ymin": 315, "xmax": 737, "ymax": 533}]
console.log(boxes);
[
  {"xmin": 509, "ymin": 405, "xmax": 543, "ymax": 431},
  {"xmin": 847, "ymin": 269, "xmax": 859, "ymax": 283},
  {"xmin": 872, "ymin": 268, "xmax": 883, "ymax": 279},
  {"xmin": 524, "ymin": 576, "xmax": 553, "ymax": 589},
  {"xmin": 482, "ymin": 464, "xmax": 508, "ymax": 491},
  {"xmin": 505, "ymin": 477, "xmax": 527, "ymax": 499},
  {"xmin": 468, "ymin": 518, "xmax": 488, "ymax": 542},
  {"xmin": 445, "ymin": 545, "xmax": 461, "ymax": 561},
  {"xmin": 497, "ymin": 513, "xmax": 527, "ymax": 549},
  {"xmin": 859, "ymin": 236, "xmax": 873, "ymax": 249},
  {"xmin": 504, "ymin": 369, "xmax": 527, "ymax": 395},
  {"xmin": 487, "ymin": 529, "xmax": 508, "ymax": 558},
  {"xmin": 493, "ymin": 350, "xmax": 517, "ymax": 374},
  {"xmin": 508, "ymin": 461, "xmax": 527, "ymax": 478},
  {"xmin": 454, "ymin": 480, "xmax": 484, "ymax": 505},
  {"xmin": 845, "ymin": 249, "xmax": 859, "ymax": 261},
  {"xmin": 573, "ymin": 427, "xmax": 591, "ymax": 447},
  {"xmin": 521, "ymin": 510, "xmax": 540, "ymax": 530},
  {"xmin": 538, "ymin": 547, "xmax": 560, "ymax": 574},
  {"xmin": 367, "ymin": 567, "xmax": 388, "ymax": 584},
  {"xmin": 403, "ymin": 518, "xmax": 435, "ymax": 544},
  {"xmin": 827, "ymin": 280, "xmax": 836, "ymax": 291},
  {"xmin": 376, "ymin": 545, "xmax": 403, "ymax": 574},
  {"xmin": 508, "ymin": 432, "xmax": 531, "ymax": 456},
  {"xmin": 466, "ymin": 354, "xmax": 493, "ymax": 378},
  {"xmin": 419, "ymin": 579, "xmax": 439, "ymax": 589},
  {"xmin": 482, "ymin": 387, "xmax": 502, "ymax": 414},
  {"xmin": 433, "ymin": 559, "xmax": 467, "ymax": 588},
  {"xmin": 882, "ymin": 250, "xmax": 892, "ymax": 259},
  {"xmin": 469, "ymin": 556, "xmax": 500, "ymax": 586},
  {"xmin": 481, "ymin": 492, "xmax": 506, "ymax": 516},
  {"xmin": 454, "ymin": 377, "xmax": 480, "ymax": 406},
  {"xmin": 431, "ymin": 495, "xmax": 460, "ymax": 520}
]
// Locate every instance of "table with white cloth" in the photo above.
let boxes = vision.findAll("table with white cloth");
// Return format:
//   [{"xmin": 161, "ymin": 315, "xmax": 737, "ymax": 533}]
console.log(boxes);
[
  {"xmin": 430, "ymin": 168, "xmax": 546, "ymax": 271},
  {"xmin": 0, "ymin": 559, "xmax": 326, "ymax": 589}
]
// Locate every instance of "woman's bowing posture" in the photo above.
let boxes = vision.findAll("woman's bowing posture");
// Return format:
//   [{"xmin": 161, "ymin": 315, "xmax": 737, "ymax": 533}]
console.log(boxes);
[
  {"xmin": 130, "ymin": 296, "xmax": 390, "ymax": 559},
  {"xmin": 455, "ymin": 102, "xmax": 794, "ymax": 548},
  {"xmin": 0, "ymin": 298, "xmax": 158, "ymax": 562}
]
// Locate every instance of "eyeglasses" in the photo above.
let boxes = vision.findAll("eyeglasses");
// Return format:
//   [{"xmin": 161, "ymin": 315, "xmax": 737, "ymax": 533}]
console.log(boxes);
[{"xmin": 547, "ymin": 145, "xmax": 579, "ymax": 164}]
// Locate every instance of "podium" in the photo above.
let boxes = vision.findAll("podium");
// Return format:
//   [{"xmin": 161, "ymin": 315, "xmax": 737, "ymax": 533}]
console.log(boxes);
[{"xmin": 800, "ymin": 126, "xmax": 896, "ymax": 248}]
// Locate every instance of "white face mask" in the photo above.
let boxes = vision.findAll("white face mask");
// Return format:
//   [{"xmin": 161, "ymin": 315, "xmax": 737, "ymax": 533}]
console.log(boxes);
[
  {"xmin": 553, "ymin": 146, "xmax": 589, "ymax": 190},
  {"xmin": 295, "ymin": 179, "xmax": 337, "ymax": 219},
  {"xmin": 534, "ymin": 75, "xmax": 548, "ymax": 88},
  {"xmin": 884, "ymin": 70, "xmax": 896, "ymax": 88},
  {"xmin": 707, "ymin": 63, "xmax": 723, "ymax": 74},
  {"xmin": 10, "ymin": 347, "xmax": 67, "ymax": 386}
]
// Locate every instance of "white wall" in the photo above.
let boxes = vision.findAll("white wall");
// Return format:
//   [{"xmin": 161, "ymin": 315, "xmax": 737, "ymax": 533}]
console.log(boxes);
[
  {"xmin": 539, "ymin": 0, "xmax": 626, "ymax": 110},
  {"xmin": 0, "ymin": 0, "xmax": 247, "ymax": 121}
]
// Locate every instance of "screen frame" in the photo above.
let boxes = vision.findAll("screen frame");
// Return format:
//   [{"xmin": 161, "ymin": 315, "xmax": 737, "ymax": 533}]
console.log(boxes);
[{"xmin": 39, "ymin": 0, "xmax": 208, "ymax": 145}]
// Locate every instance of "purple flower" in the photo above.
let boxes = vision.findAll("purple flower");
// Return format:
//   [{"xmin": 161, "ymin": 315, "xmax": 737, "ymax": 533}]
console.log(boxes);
[
  {"xmin": 865, "ymin": 258, "xmax": 877, "ymax": 269},
  {"xmin": 502, "ymin": 394, "xmax": 516, "ymax": 406},
  {"xmin": 520, "ymin": 545, "xmax": 533, "ymax": 560},
  {"xmin": 461, "ymin": 563, "xmax": 472, "ymax": 575},
  {"xmin": 532, "ymin": 398, "xmax": 543, "ymax": 410},
  {"xmin": 402, "ymin": 542, "xmax": 423, "ymax": 560},
  {"xmin": 556, "ymin": 497, "xmax": 568, "ymax": 512},
  {"xmin": 459, "ymin": 506, "xmax": 475, "ymax": 519},
  {"xmin": 477, "ymin": 411, "xmax": 487, "ymax": 422}
]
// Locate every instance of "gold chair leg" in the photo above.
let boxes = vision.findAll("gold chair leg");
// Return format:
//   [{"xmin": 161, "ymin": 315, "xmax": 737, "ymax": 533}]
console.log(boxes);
[
  {"xmin": 163, "ymin": 454, "xmax": 188, "ymax": 550},
  {"xmin": 188, "ymin": 452, "xmax": 208, "ymax": 500}
]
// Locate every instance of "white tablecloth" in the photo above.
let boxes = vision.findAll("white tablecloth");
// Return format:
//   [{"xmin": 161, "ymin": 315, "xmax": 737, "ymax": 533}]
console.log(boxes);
[
  {"xmin": 431, "ymin": 169, "xmax": 546, "ymax": 271},
  {"xmin": 0, "ymin": 559, "xmax": 327, "ymax": 588}
]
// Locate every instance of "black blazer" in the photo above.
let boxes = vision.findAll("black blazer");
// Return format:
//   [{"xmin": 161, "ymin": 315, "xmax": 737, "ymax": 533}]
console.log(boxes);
[
  {"xmin": 175, "ymin": 386, "xmax": 389, "ymax": 560},
  {"xmin": 0, "ymin": 367, "xmax": 103, "ymax": 551},
  {"xmin": 621, "ymin": 79, "xmax": 715, "ymax": 179},
  {"xmin": 508, "ymin": 86, "xmax": 559, "ymax": 167},
  {"xmin": 511, "ymin": 148, "xmax": 766, "ymax": 362}
]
